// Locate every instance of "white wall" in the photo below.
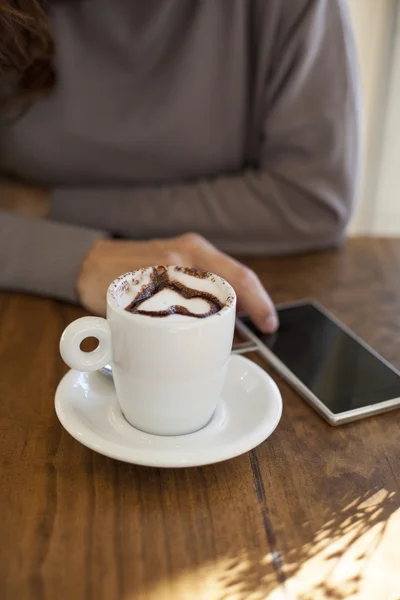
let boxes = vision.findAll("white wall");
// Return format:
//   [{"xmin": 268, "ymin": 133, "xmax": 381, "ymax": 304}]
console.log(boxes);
[
  {"xmin": 347, "ymin": 0, "xmax": 396, "ymax": 234},
  {"xmin": 373, "ymin": 1, "xmax": 400, "ymax": 234}
]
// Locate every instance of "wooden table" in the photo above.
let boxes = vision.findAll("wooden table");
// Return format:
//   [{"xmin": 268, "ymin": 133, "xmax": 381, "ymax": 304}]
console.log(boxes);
[{"xmin": 1, "ymin": 238, "xmax": 399, "ymax": 600}]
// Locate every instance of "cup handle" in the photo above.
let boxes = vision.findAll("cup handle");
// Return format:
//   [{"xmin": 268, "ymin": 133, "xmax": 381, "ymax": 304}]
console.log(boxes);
[{"xmin": 60, "ymin": 316, "xmax": 113, "ymax": 372}]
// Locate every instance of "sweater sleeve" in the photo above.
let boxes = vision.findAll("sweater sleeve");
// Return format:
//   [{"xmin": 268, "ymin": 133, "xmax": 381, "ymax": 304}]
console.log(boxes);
[
  {"xmin": 51, "ymin": 0, "xmax": 360, "ymax": 255},
  {"xmin": 0, "ymin": 211, "xmax": 107, "ymax": 302}
]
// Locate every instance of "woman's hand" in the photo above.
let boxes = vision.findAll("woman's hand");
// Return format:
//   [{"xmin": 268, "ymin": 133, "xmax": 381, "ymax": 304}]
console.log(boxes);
[
  {"xmin": 0, "ymin": 178, "xmax": 50, "ymax": 218},
  {"xmin": 77, "ymin": 233, "xmax": 278, "ymax": 333}
]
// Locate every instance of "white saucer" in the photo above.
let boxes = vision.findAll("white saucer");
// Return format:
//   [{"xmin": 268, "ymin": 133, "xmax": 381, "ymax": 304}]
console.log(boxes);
[{"xmin": 55, "ymin": 355, "xmax": 282, "ymax": 468}]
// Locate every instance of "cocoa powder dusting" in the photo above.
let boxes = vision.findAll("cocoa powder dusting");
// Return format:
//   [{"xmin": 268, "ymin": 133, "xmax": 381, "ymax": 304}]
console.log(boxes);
[{"xmin": 125, "ymin": 266, "xmax": 224, "ymax": 318}]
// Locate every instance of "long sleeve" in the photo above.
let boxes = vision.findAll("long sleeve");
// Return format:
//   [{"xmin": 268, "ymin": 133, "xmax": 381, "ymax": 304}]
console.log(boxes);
[
  {"xmin": 0, "ymin": 211, "xmax": 107, "ymax": 301},
  {"xmin": 51, "ymin": 0, "xmax": 360, "ymax": 255}
]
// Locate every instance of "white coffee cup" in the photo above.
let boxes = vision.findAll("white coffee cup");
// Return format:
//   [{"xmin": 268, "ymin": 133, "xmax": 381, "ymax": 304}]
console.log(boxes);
[{"xmin": 60, "ymin": 267, "xmax": 236, "ymax": 436}]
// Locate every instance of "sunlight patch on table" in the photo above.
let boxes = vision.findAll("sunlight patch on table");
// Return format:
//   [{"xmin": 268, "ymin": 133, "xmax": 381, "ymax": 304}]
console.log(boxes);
[
  {"xmin": 285, "ymin": 489, "xmax": 399, "ymax": 600},
  {"xmin": 124, "ymin": 549, "xmax": 285, "ymax": 600}
]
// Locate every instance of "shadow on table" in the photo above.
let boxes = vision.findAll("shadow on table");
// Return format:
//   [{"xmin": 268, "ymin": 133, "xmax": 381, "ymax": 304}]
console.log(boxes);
[
  {"xmin": 74, "ymin": 449, "xmax": 399, "ymax": 600},
  {"xmin": 212, "ymin": 486, "xmax": 399, "ymax": 600},
  {"xmin": 281, "ymin": 486, "xmax": 399, "ymax": 600}
]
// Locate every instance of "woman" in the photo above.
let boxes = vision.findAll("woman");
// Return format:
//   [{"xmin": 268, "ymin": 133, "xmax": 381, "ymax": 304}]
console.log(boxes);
[{"xmin": 0, "ymin": 0, "xmax": 359, "ymax": 332}]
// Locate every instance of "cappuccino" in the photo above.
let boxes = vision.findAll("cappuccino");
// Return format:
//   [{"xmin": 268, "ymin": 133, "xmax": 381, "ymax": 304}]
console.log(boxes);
[
  {"xmin": 60, "ymin": 266, "xmax": 236, "ymax": 435},
  {"xmin": 111, "ymin": 266, "xmax": 234, "ymax": 321}
]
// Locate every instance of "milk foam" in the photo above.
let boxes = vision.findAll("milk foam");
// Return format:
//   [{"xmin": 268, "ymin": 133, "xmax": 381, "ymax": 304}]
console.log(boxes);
[
  {"xmin": 138, "ymin": 288, "xmax": 212, "ymax": 316},
  {"xmin": 111, "ymin": 265, "xmax": 235, "ymax": 321}
]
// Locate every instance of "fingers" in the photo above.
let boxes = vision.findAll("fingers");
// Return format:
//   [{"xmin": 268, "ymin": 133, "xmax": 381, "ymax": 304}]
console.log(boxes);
[
  {"xmin": 221, "ymin": 260, "xmax": 278, "ymax": 333},
  {"xmin": 80, "ymin": 235, "xmax": 278, "ymax": 334},
  {"xmin": 77, "ymin": 239, "xmax": 187, "ymax": 317},
  {"xmin": 231, "ymin": 265, "xmax": 278, "ymax": 333},
  {"xmin": 177, "ymin": 233, "xmax": 278, "ymax": 333}
]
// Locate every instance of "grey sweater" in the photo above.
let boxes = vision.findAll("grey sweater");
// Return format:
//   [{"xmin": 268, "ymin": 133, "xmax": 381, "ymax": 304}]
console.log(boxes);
[{"xmin": 0, "ymin": 0, "xmax": 360, "ymax": 302}]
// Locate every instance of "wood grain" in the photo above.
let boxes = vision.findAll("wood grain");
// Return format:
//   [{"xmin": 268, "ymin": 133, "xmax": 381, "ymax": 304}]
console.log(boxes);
[
  {"xmin": 0, "ymin": 238, "xmax": 399, "ymax": 600},
  {"xmin": 243, "ymin": 238, "xmax": 400, "ymax": 600}
]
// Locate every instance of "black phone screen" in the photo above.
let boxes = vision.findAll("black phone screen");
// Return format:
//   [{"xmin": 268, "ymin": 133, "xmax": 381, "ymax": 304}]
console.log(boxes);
[{"xmin": 239, "ymin": 303, "xmax": 400, "ymax": 414}]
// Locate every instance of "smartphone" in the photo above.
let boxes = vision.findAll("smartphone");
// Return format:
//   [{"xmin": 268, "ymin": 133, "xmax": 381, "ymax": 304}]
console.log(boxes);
[{"xmin": 236, "ymin": 300, "xmax": 400, "ymax": 425}]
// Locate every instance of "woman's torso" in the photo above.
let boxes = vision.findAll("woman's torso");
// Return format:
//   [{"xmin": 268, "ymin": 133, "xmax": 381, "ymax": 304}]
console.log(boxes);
[{"xmin": 0, "ymin": 0, "xmax": 274, "ymax": 186}]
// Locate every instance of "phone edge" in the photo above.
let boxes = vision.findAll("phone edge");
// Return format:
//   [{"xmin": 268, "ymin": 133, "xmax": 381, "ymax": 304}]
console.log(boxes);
[{"xmin": 235, "ymin": 302, "xmax": 400, "ymax": 425}]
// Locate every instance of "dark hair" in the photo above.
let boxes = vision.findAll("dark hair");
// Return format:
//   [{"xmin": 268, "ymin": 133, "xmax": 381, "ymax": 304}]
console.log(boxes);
[{"xmin": 0, "ymin": 1, "xmax": 55, "ymax": 112}]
